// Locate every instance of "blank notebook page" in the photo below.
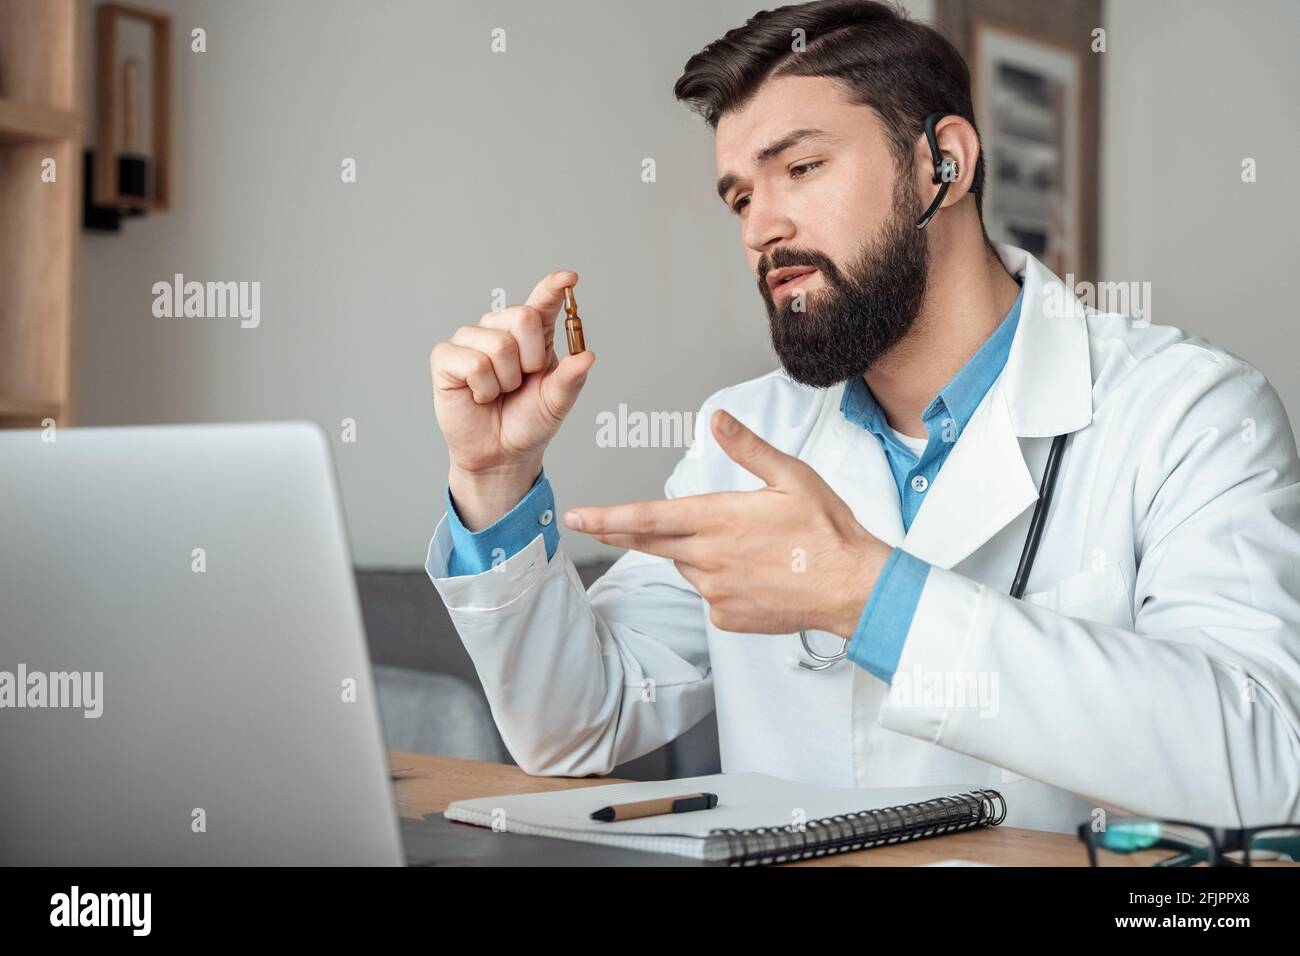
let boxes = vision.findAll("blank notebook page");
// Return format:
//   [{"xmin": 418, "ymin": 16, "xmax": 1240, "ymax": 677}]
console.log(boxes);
[{"xmin": 444, "ymin": 773, "xmax": 966, "ymax": 861}]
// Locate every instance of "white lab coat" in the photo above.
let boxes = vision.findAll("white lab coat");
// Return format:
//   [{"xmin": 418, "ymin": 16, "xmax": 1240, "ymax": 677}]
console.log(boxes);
[{"xmin": 426, "ymin": 245, "xmax": 1300, "ymax": 832}]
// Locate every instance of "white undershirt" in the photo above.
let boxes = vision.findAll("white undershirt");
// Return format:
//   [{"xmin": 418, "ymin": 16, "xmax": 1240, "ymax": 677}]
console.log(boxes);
[{"xmin": 889, "ymin": 427, "xmax": 928, "ymax": 456}]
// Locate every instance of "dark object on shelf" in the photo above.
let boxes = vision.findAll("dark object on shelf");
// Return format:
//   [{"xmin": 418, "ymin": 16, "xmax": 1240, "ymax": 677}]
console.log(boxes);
[
  {"xmin": 82, "ymin": 147, "xmax": 150, "ymax": 231},
  {"xmin": 82, "ymin": 149, "xmax": 121, "ymax": 232}
]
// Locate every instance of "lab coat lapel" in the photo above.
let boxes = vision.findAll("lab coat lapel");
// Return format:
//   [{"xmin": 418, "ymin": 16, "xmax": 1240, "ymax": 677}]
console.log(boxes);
[
  {"xmin": 900, "ymin": 379, "xmax": 1035, "ymax": 568},
  {"xmin": 900, "ymin": 246, "xmax": 1094, "ymax": 570},
  {"xmin": 816, "ymin": 382, "xmax": 908, "ymax": 548}
]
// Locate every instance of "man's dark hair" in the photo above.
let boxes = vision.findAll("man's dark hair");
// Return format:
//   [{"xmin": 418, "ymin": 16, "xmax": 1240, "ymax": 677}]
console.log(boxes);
[{"xmin": 673, "ymin": 0, "xmax": 988, "ymax": 225}]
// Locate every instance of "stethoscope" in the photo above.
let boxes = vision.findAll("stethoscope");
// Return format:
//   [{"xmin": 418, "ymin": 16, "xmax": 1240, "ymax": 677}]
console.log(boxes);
[{"xmin": 797, "ymin": 431, "xmax": 1071, "ymax": 670}]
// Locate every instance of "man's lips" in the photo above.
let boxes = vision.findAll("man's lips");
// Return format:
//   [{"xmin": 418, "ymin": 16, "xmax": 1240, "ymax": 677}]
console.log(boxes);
[{"xmin": 767, "ymin": 267, "xmax": 819, "ymax": 299}]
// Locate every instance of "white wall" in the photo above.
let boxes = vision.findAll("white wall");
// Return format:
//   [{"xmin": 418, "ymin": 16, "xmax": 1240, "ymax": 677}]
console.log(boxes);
[{"xmin": 1100, "ymin": 0, "xmax": 1300, "ymax": 428}]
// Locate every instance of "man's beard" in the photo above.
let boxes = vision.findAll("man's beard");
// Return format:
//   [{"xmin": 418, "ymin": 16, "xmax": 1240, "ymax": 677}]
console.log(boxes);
[{"xmin": 761, "ymin": 179, "xmax": 929, "ymax": 388}]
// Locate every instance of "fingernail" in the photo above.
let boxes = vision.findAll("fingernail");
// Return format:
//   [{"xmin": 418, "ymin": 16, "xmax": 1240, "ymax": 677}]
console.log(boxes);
[
  {"xmin": 564, "ymin": 510, "xmax": 583, "ymax": 530},
  {"xmin": 716, "ymin": 410, "xmax": 737, "ymax": 435}
]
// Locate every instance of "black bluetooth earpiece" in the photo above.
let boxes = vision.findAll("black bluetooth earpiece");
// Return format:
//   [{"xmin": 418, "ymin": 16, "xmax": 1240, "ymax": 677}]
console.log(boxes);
[{"xmin": 914, "ymin": 111, "xmax": 983, "ymax": 230}]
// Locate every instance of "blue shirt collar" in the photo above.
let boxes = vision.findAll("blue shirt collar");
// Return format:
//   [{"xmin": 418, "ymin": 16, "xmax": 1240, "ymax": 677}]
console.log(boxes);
[{"xmin": 840, "ymin": 279, "xmax": 1024, "ymax": 442}]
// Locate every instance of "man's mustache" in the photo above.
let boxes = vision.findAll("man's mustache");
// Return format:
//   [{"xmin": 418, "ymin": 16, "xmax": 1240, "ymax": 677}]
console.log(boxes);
[{"xmin": 758, "ymin": 252, "xmax": 839, "ymax": 298}]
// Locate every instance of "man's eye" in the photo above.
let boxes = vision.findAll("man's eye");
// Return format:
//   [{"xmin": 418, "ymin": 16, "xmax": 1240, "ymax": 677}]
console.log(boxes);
[{"xmin": 730, "ymin": 163, "xmax": 824, "ymax": 215}]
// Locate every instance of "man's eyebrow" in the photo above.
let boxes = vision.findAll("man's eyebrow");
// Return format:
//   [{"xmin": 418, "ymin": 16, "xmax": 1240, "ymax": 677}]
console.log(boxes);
[{"xmin": 716, "ymin": 128, "xmax": 837, "ymax": 204}]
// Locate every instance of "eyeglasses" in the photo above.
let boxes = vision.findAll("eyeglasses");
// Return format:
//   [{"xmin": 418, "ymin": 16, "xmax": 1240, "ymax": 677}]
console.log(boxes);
[{"xmin": 1077, "ymin": 817, "xmax": 1300, "ymax": 867}]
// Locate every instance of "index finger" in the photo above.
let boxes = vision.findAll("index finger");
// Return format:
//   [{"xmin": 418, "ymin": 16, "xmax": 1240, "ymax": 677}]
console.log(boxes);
[
  {"xmin": 524, "ymin": 270, "xmax": 579, "ymax": 334},
  {"xmin": 564, "ymin": 495, "xmax": 714, "ymax": 537}
]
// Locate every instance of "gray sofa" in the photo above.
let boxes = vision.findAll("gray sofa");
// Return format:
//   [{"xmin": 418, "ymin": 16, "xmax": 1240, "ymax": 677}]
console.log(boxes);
[{"xmin": 357, "ymin": 562, "xmax": 721, "ymax": 781}]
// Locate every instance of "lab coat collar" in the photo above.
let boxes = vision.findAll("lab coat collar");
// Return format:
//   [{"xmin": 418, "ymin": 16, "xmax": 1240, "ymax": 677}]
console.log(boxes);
[
  {"xmin": 995, "ymin": 243, "xmax": 1094, "ymax": 438},
  {"xmin": 891, "ymin": 244, "xmax": 1094, "ymax": 569}
]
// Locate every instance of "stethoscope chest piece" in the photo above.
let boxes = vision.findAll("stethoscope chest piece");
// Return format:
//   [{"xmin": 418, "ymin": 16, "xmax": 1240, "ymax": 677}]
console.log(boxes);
[{"xmin": 797, "ymin": 630, "xmax": 849, "ymax": 670}]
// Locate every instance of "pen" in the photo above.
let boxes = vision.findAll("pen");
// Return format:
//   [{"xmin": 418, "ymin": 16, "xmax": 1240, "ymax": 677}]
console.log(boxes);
[{"xmin": 589, "ymin": 792, "xmax": 719, "ymax": 822}]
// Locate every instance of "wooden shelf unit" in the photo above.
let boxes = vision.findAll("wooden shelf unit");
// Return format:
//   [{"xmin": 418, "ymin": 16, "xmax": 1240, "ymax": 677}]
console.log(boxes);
[
  {"xmin": 0, "ymin": 96, "xmax": 80, "ymax": 143},
  {"xmin": 0, "ymin": 0, "xmax": 82, "ymax": 429}
]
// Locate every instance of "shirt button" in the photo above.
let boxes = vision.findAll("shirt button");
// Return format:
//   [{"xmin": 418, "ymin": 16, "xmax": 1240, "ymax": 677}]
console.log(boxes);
[
  {"xmin": 910, "ymin": 475, "xmax": 929, "ymax": 493},
  {"xmin": 539, "ymin": 509, "xmax": 554, "ymax": 526}
]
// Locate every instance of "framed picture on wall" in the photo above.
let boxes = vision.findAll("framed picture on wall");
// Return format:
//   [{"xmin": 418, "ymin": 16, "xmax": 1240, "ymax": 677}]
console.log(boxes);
[{"xmin": 971, "ymin": 19, "xmax": 1083, "ymax": 279}]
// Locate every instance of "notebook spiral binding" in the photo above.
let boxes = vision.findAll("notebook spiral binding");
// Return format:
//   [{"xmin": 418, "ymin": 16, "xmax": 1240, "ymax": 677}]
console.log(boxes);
[{"xmin": 710, "ymin": 788, "xmax": 1006, "ymax": 866}]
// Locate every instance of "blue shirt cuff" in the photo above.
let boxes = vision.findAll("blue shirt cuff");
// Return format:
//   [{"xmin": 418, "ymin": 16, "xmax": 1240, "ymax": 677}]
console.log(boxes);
[
  {"xmin": 845, "ymin": 547, "xmax": 932, "ymax": 684},
  {"xmin": 445, "ymin": 471, "xmax": 559, "ymax": 577}
]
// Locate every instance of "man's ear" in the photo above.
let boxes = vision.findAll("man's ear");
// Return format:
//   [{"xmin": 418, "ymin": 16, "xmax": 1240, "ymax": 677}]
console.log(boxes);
[{"xmin": 921, "ymin": 114, "xmax": 981, "ymax": 211}]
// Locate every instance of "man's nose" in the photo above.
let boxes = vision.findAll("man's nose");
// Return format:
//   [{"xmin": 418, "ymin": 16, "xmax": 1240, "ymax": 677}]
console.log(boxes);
[{"xmin": 742, "ymin": 196, "xmax": 796, "ymax": 255}]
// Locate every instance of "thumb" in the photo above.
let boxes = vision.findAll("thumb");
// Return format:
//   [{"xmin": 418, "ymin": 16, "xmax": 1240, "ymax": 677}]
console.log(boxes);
[
  {"xmin": 540, "ymin": 349, "xmax": 596, "ymax": 421},
  {"xmin": 712, "ymin": 409, "xmax": 801, "ymax": 486}
]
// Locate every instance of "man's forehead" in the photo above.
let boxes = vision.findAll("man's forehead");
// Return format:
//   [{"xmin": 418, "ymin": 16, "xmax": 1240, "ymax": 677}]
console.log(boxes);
[{"xmin": 714, "ymin": 75, "xmax": 870, "ymax": 171}]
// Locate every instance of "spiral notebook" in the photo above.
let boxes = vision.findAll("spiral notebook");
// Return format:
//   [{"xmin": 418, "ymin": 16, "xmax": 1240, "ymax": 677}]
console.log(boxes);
[{"xmin": 443, "ymin": 772, "xmax": 1005, "ymax": 865}]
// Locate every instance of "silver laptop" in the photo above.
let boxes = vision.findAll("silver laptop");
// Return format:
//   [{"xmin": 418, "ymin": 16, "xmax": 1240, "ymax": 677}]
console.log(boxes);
[{"xmin": 0, "ymin": 422, "xmax": 404, "ymax": 865}]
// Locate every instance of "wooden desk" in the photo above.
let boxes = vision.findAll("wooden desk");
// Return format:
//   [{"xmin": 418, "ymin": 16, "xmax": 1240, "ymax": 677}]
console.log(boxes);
[{"xmin": 389, "ymin": 751, "xmax": 1088, "ymax": 866}]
